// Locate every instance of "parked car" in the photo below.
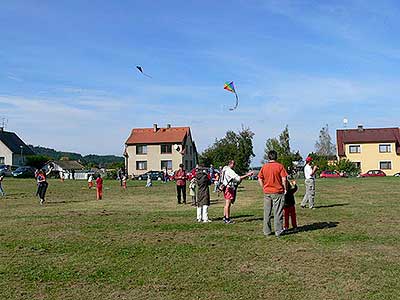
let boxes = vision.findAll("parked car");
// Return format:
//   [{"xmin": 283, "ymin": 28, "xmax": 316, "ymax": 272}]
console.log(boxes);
[
  {"xmin": 11, "ymin": 166, "xmax": 36, "ymax": 178},
  {"xmin": 359, "ymin": 170, "xmax": 386, "ymax": 177},
  {"xmin": 320, "ymin": 170, "xmax": 348, "ymax": 178},
  {"xmin": 135, "ymin": 171, "xmax": 165, "ymax": 181},
  {"xmin": 0, "ymin": 165, "xmax": 19, "ymax": 177}
]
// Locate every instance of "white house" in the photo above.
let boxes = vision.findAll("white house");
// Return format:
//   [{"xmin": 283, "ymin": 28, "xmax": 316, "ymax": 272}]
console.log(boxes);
[
  {"xmin": 0, "ymin": 128, "xmax": 35, "ymax": 166},
  {"xmin": 43, "ymin": 160, "xmax": 86, "ymax": 179}
]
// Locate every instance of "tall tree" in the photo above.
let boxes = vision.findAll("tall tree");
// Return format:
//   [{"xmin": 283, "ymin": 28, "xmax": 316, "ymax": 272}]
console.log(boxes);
[
  {"xmin": 263, "ymin": 125, "xmax": 302, "ymax": 171},
  {"xmin": 199, "ymin": 127, "xmax": 255, "ymax": 174},
  {"xmin": 315, "ymin": 124, "xmax": 336, "ymax": 156}
]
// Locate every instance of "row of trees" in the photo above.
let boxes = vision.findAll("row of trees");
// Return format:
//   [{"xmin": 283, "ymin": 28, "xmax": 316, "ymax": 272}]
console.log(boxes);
[
  {"xmin": 24, "ymin": 146, "xmax": 125, "ymax": 170},
  {"xmin": 199, "ymin": 124, "xmax": 359, "ymax": 175}
]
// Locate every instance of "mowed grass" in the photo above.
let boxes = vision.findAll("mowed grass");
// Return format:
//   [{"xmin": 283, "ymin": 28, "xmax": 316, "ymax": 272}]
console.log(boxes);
[{"xmin": 0, "ymin": 177, "xmax": 399, "ymax": 300}]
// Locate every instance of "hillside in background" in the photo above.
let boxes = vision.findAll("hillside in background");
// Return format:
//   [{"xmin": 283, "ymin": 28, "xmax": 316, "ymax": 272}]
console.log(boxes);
[{"xmin": 30, "ymin": 146, "xmax": 124, "ymax": 167}]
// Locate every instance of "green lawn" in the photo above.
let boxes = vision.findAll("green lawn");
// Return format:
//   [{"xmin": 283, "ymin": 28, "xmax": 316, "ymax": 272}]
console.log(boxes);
[{"xmin": 0, "ymin": 177, "xmax": 399, "ymax": 300}]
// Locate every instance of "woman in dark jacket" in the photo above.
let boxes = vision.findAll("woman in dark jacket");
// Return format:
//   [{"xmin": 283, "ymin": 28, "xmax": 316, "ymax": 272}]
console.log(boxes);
[{"xmin": 196, "ymin": 168, "xmax": 211, "ymax": 223}]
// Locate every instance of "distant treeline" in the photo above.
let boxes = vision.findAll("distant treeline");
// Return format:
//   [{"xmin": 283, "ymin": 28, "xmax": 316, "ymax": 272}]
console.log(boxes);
[{"xmin": 29, "ymin": 145, "xmax": 124, "ymax": 168}]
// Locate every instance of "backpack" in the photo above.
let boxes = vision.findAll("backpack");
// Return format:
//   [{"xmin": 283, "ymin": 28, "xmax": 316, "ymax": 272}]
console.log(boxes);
[{"xmin": 217, "ymin": 168, "xmax": 233, "ymax": 192}]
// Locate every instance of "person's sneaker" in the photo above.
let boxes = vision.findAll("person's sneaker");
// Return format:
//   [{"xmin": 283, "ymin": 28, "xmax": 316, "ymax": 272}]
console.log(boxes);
[
  {"xmin": 300, "ymin": 205, "xmax": 306, "ymax": 209},
  {"xmin": 40, "ymin": 199, "xmax": 45, "ymax": 205},
  {"xmin": 224, "ymin": 218, "xmax": 235, "ymax": 224},
  {"xmin": 203, "ymin": 219, "xmax": 212, "ymax": 223},
  {"xmin": 276, "ymin": 229, "xmax": 286, "ymax": 237}
]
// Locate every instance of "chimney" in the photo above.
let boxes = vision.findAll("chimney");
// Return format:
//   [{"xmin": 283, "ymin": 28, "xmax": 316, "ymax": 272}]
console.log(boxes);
[
  {"xmin": 153, "ymin": 123, "xmax": 158, "ymax": 132},
  {"xmin": 166, "ymin": 124, "xmax": 171, "ymax": 129},
  {"xmin": 357, "ymin": 124, "xmax": 364, "ymax": 132}
]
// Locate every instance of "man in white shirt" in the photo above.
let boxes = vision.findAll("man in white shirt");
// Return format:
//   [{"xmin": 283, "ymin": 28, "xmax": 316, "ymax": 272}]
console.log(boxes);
[
  {"xmin": 221, "ymin": 160, "xmax": 253, "ymax": 224},
  {"xmin": 301, "ymin": 156, "xmax": 318, "ymax": 209}
]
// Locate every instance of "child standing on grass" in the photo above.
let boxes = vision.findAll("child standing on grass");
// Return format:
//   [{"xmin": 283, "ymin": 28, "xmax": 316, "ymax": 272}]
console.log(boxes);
[
  {"xmin": 88, "ymin": 174, "xmax": 94, "ymax": 189},
  {"xmin": 189, "ymin": 177, "xmax": 197, "ymax": 206},
  {"xmin": 283, "ymin": 180, "xmax": 298, "ymax": 231},
  {"xmin": 36, "ymin": 170, "xmax": 49, "ymax": 205},
  {"xmin": 96, "ymin": 174, "xmax": 103, "ymax": 200},
  {"xmin": 196, "ymin": 168, "xmax": 211, "ymax": 223},
  {"xmin": 146, "ymin": 176, "xmax": 152, "ymax": 187},
  {"xmin": 0, "ymin": 174, "xmax": 5, "ymax": 196},
  {"xmin": 122, "ymin": 175, "xmax": 127, "ymax": 189}
]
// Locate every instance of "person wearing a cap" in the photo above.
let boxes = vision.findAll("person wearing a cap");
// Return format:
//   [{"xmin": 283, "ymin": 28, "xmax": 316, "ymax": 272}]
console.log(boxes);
[{"xmin": 301, "ymin": 156, "xmax": 318, "ymax": 209}]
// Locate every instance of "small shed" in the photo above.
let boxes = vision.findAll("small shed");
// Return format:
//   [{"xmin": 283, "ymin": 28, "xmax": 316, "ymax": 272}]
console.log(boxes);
[{"xmin": 44, "ymin": 160, "xmax": 85, "ymax": 179}]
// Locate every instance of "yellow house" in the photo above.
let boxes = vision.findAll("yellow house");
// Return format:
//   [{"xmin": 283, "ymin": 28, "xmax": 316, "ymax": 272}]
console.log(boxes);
[
  {"xmin": 336, "ymin": 126, "xmax": 400, "ymax": 175},
  {"xmin": 124, "ymin": 124, "xmax": 198, "ymax": 176}
]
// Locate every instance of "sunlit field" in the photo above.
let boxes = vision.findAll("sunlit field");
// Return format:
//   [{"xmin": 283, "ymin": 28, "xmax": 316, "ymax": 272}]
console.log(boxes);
[{"xmin": 0, "ymin": 177, "xmax": 399, "ymax": 300}]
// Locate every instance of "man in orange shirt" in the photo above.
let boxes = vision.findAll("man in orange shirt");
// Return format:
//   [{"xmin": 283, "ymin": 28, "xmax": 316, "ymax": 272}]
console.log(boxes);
[{"xmin": 258, "ymin": 150, "xmax": 288, "ymax": 237}]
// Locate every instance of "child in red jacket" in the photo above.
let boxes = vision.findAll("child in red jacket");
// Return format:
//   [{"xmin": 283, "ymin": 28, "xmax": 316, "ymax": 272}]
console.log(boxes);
[
  {"xmin": 283, "ymin": 180, "xmax": 298, "ymax": 231},
  {"xmin": 96, "ymin": 175, "xmax": 103, "ymax": 200}
]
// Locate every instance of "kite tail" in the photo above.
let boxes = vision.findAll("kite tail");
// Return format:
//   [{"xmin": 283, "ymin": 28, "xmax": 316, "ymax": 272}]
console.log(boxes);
[{"xmin": 229, "ymin": 92, "xmax": 239, "ymax": 111}]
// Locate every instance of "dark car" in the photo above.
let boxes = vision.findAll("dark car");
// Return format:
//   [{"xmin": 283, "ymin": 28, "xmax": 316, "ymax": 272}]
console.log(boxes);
[
  {"xmin": 359, "ymin": 170, "xmax": 386, "ymax": 177},
  {"xmin": 0, "ymin": 165, "xmax": 18, "ymax": 177},
  {"xmin": 11, "ymin": 166, "xmax": 36, "ymax": 178},
  {"xmin": 135, "ymin": 171, "xmax": 164, "ymax": 181}
]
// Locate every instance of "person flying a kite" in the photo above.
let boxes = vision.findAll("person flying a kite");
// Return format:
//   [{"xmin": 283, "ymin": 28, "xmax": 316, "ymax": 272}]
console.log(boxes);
[{"xmin": 224, "ymin": 81, "xmax": 239, "ymax": 111}]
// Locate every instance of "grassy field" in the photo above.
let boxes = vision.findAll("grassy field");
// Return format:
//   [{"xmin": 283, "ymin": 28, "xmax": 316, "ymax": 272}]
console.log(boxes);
[{"xmin": 0, "ymin": 177, "xmax": 399, "ymax": 300}]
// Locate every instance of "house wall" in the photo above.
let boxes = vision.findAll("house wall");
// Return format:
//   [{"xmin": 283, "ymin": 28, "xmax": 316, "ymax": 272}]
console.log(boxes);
[
  {"xmin": 125, "ymin": 139, "xmax": 197, "ymax": 176},
  {"xmin": 182, "ymin": 133, "xmax": 197, "ymax": 171},
  {"xmin": 0, "ymin": 141, "xmax": 14, "ymax": 165},
  {"xmin": 344, "ymin": 142, "xmax": 400, "ymax": 175}
]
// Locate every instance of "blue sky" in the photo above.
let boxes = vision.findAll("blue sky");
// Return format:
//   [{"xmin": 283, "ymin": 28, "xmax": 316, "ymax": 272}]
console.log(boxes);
[{"xmin": 2, "ymin": 0, "xmax": 400, "ymax": 164}]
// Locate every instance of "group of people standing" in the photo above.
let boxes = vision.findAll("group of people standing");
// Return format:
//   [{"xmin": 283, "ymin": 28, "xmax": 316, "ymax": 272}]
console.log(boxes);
[
  {"xmin": 176, "ymin": 151, "xmax": 317, "ymax": 236},
  {"xmin": 258, "ymin": 151, "xmax": 317, "ymax": 236}
]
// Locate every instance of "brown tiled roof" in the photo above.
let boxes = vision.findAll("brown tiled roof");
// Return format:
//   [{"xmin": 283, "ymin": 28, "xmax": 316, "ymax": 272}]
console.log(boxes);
[
  {"xmin": 125, "ymin": 126, "xmax": 190, "ymax": 145},
  {"xmin": 337, "ymin": 127, "xmax": 400, "ymax": 156}
]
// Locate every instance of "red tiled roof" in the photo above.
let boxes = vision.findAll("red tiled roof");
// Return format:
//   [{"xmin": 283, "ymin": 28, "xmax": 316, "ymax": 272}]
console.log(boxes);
[
  {"xmin": 337, "ymin": 127, "xmax": 400, "ymax": 156},
  {"xmin": 125, "ymin": 126, "xmax": 190, "ymax": 145}
]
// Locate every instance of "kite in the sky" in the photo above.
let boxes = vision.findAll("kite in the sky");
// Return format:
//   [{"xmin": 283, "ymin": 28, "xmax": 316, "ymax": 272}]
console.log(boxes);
[
  {"xmin": 136, "ymin": 66, "xmax": 152, "ymax": 78},
  {"xmin": 224, "ymin": 81, "xmax": 239, "ymax": 111}
]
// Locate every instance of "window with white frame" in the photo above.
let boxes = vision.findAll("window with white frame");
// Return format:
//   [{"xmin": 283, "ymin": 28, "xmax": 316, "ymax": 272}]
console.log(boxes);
[
  {"xmin": 0, "ymin": 157, "xmax": 4, "ymax": 164},
  {"xmin": 379, "ymin": 161, "xmax": 392, "ymax": 170},
  {"xmin": 161, "ymin": 160, "xmax": 172, "ymax": 170},
  {"xmin": 349, "ymin": 145, "xmax": 361, "ymax": 153},
  {"xmin": 379, "ymin": 144, "xmax": 391, "ymax": 153},
  {"xmin": 136, "ymin": 161, "xmax": 147, "ymax": 170},
  {"xmin": 136, "ymin": 145, "xmax": 147, "ymax": 155}
]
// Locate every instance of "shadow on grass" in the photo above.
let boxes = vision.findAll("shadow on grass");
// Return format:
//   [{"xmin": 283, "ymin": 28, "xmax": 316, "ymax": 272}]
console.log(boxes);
[
  {"xmin": 285, "ymin": 221, "xmax": 339, "ymax": 235},
  {"xmin": 315, "ymin": 203, "xmax": 349, "ymax": 208},
  {"xmin": 213, "ymin": 214, "xmax": 256, "ymax": 221},
  {"xmin": 210, "ymin": 198, "xmax": 222, "ymax": 204}
]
